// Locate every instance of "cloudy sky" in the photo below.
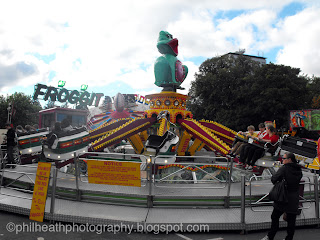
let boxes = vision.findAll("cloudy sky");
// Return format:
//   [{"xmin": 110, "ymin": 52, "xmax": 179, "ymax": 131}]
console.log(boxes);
[{"xmin": 0, "ymin": 0, "xmax": 320, "ymax": 106}]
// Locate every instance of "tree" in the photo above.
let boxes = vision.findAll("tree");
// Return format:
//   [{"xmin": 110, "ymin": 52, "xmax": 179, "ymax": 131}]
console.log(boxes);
[
  {"xmin": 306, "ymin": 76, "xmax": 320, "ymax": 108},
  {"xmin": 0, "ymin": 95, "xmax": 8, "ymax": 126},
  {"xmin": 188, "ymin": 55, "xmax": 309, "ymax": 131},
  {"xmin": 247, "ymin": 63, "xmax": 309, "ymax": 128},
  {"xmin": 0, "ymin": 93, "xmax": 42, "ymax": 128},
  {"xmin": 60, "ymin": 101, "xmax": 70, "ymax": 108},
  {"xmin": 44, "ymin": 100, "xmax": 56, "ymax": 109}
]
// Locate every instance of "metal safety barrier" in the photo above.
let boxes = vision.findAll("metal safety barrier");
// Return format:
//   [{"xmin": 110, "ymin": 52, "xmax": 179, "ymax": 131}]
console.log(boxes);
[
  {"xmin": 0, "ymin": 150, "xmax": 318, "ymax": 230},
  {"xmin": 239, "ymin": 172, "xmax": 320, "ymax": 229},
  {"xmin": 153, "ymin": 155, "xmax": 232, "ymax": 190},
  {"xmin": 245, "ymin": 174, "xmax": 318, "ymax": 213},
  {"xmin": 0, "ymin": 163, "xmax": 53, "ymax": 201}
]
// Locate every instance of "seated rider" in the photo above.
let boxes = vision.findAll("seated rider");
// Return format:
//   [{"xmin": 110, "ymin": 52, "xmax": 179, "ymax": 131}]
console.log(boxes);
[
  {"xmin": 53, "ymin": 122, "xmax": 62, "ymax": 134},
  {"xmin": 245, "ymin": 125, "xmax": 279, "ymax": 170},
  {"xmin": 25, "ymin": 124, "xmax": 37, "ymax": 133},
  {"xmin": 257, "ymin": 122, "xmax": 267, "ymax": 138},
  {"xmin": 16, "ymin": 125, "xmax": 27, "ymax": 134},
  {"xmin": 231, "ymin": 125, "xmax": 257, "ymax": 157},
  {"xmin": 238, "ymin": 123, "xmax": 266, "ymax": 166},
  {"xmin": 33, "ymin": 124, "xmax": 39, "ymax": 131},
  {"xmin": 46, "ymin": 122, "xmax": 62, "ymax": 148},
  {"xmin": 61, "ymin": 118, "xmax": 73, "ymax": 132}
]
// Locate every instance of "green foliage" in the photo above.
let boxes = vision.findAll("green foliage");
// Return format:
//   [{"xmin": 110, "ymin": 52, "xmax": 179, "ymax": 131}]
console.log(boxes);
[
  {"xmin": 312, "ymin": 96, "xmax": 320, "ymax": 109},
  {"xmin": 188, "ymin": 55, "xmax": 310, "ymax": 131},
  {"xmin": 60, "ymin": 101, "xmax": 69, "ymax": 108},
  {"xmin": 248, "ymin": 64, "xmax": 308, "ymax": 128},
  {"xmin": 44, "ymin": 100, "xmax": 56, "ymax": 109},
  {"xmin": 307, "ymin": 76, "xmax": 320, "ymax": 108},
  {"xmin": 0, "ymin": 92, "xmax": 42, "ymax": 128}
]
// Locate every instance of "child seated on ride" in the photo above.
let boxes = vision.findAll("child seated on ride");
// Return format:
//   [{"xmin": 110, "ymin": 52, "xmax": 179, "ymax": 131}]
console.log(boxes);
[
  {"xmin": 257, "ymin": 122, "xmax": 267, "ymax": 138},
  {"xmin": 230, "ymin": 125, "xmax": 257, "ymax": 157},
  {"xmin": 238, "ymin": 123, "xmax": 266, "ymax": 166}
]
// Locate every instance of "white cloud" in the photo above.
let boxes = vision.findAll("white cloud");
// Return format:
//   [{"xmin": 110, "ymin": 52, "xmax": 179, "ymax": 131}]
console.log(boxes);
[
  {"xmin": 273, "ymin": 7, "xmax": 320, "ymax": 76},
  {"xmin": 0, "ymin": 0, "xmax": 320, "ymax": 98},
  {"xmin": 215, "ymin": 10, "xmax": 277, "ymax": 54}
]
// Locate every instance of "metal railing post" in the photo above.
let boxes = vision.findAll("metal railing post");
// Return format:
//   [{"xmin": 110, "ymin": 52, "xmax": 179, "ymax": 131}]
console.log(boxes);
[
  {"xmin": 314, "ymin": 174, "xmax": 319, "ymax": 220},
  {"xmin": 147, "ymin": 155, "xmax": 153, "ymax": 208},
  {"xmin": 0, "ymin": 148, "xmax": 4, "ymax": 187},
  {"xmin": 240, "ymin": 174, "xmax": 246, "ymax": 225},
  {"xmin": 74, "ymin": 152, "xmax": 81, "ymax": 201},
  {"xmin": 50, "ymin": 167, "xmax": 58, "ymax": 222},
  {"xmin": 0, "ymin": 148, "xmax": 3, "ymax": 166},
  {"xmin": 225, "ymin": 157, "xmax": 233, "ymax": 208}
]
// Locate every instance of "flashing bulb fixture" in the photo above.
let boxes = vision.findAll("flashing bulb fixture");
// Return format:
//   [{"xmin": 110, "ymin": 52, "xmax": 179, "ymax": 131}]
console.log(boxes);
[
  {"xmin": 58, "ymin": 80, "xmax": 66, "ymax": 87},
  {"xmin": 81, "ymin": 84, "xmax": 88, "ymax": 91}
]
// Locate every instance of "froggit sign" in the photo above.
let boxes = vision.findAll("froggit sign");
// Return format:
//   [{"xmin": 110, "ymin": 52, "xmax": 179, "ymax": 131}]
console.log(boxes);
[{"xmin": 33, "ymin": 83, "xmax": 104, "ymax": 107}]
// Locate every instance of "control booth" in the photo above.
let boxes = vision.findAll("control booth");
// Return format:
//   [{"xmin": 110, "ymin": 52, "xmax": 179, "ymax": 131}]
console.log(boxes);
[{"xmin": 39, "ymin": 107, "xmax": 87, "ymax": 130}]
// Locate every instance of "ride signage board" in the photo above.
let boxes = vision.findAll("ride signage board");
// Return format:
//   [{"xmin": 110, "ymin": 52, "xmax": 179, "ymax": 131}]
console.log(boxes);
[
  {"xmin": 86, "ymin": 160, "xmax": 141, "ymax": 187},
  {"xmin": 33, "ymin": 83, "xmax": 104, "ymax": 107},
  {"xmin": 290, "ymin": 109, "xmax": 320, "ymax": 131},
  {"xmin": 29, "ymin": 162, "xmax": 51, "ymax": 222}
]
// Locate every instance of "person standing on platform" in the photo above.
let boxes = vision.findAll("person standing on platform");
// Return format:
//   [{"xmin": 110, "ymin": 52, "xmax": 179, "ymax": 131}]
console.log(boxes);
[
  {"xmin": 261, "ymin": 152, "xmax": 302, "ymax": 240},
  {"xmin": 5, "ymin": 123, "xmax": 16, "ymax": 169}
]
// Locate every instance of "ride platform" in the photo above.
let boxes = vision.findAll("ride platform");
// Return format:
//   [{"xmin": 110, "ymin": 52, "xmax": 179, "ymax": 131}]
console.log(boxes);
[{"xmin": 0, "ymin": 164, "xmax": 319, "ymax": 232}]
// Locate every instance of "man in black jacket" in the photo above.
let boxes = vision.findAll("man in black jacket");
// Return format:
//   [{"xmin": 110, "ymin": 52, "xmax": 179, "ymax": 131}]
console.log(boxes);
[
  {"xmin": 5, "ymin": 123, "xmax": 16, "ymax": 168},
  {"xmin": 261, "ymin": 152, "xmax": 302, "ymax": 240}
]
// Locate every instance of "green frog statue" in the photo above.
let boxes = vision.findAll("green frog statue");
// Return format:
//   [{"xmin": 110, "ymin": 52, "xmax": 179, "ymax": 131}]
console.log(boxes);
[{"xmin": 154, "ymin": 31, "xmax": 188, "ymax": 92}]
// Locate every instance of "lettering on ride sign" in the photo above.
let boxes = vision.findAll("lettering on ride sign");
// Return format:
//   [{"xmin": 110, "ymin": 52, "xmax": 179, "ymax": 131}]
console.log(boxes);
[
  {"xmin": 104, "ymin": 161, "xmax": 122, "ymax": 166},
  {"xmin": 87, "ymin": 160, "xmax": 141, "ymax": 187},
  {"xmin": 29, "ymin": 162, "xmax": 51, "ymax": 222},
  {"xmin": 33, "ymin": 83, "xmax": 104, "ymax": 107}
]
